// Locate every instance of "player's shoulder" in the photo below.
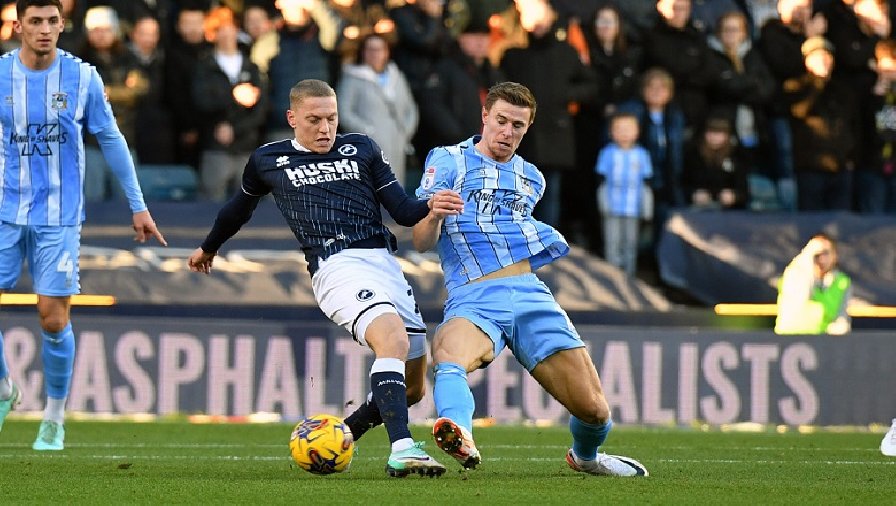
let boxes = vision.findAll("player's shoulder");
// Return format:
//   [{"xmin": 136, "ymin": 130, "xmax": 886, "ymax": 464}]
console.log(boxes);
[{"xmin": 56, "ymin": 49, "xmax": 92, "ymax": 69}]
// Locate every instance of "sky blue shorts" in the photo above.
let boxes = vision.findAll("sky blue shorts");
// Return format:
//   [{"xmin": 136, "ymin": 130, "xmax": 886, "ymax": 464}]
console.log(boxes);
[
  {"xmin": 441, "ymin": 273, "xmax": 584, "ymax": 371},
  {"xmin": 0, "ymin": 223, "xmax": 81, "ymax": 296}
]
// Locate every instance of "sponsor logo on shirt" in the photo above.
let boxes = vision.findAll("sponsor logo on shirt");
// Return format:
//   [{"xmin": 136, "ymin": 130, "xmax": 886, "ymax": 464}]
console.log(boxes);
[
  {"xmin": 283, "ymin": 159, "xmax": 361, "ymax": 187},
  {"xmin": 421, "ymin": 166, "xmax": 436, "ymax": 190},
  {"xmin": 10, "ymin": 123, "xmax": 68, "ymax": 156},
  {"xmin": 51, "ymin": 92, "xmax": 67, "ymax": 110}
]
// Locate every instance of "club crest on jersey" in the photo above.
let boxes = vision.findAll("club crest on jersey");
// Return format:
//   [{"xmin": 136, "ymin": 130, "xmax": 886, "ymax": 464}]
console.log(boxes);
[
  {"xmin": 51, "ymin": 93, "xmax": 68, "ymax": 110},
  {"xmin": 422, "ymin": 166, "xmax": 436, "ymax": 190},
  {"xmin": 520, "ymin": 177, "xmax": 534, "ymax": 196},
  {"xmin": 338, "ymin": 144, "xmax": 357, "ymax": 156},
  {"xmin": 356, "ymin": 289, "xmax": 375, "ymax": 301}
]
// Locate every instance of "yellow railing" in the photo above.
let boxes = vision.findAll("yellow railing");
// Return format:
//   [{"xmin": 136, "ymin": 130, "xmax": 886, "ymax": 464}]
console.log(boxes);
[
  {"xmin": 0, "ymin": 294, "xmax": 116, "ymax": 306},
  {"xmin": 714, "ymin": 303, "xmax": 896, "ymax": 318}
]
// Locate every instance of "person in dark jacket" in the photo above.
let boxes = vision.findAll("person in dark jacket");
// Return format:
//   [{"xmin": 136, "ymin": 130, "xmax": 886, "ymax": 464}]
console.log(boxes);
[
  {"xmin": 416, "ymin": 20, "xmax": 505, "ymax": 157},
  {"xmin": 706, "ymin": 10, "xmax": 775, "ymax": 175},
  {"xmin": 500, "ymin": 0, "xmax": 598, "ymax": 237},
  {"xmin": 758, "ymin": 0, "xmax": 828, "ymax": 209},
  {"xmin": 192, "ymin": 6, "xmax": 267, "ymax": 201},
  {"xmin": 784, "ymin": 36, "xmax": 858, "ymax": 210}
]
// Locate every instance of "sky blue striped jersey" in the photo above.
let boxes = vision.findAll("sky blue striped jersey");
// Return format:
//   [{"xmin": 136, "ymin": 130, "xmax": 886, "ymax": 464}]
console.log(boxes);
[
  {"xmin": 416, "ymin": 136, "xmax": 569, "ymax": 291},
  {"xmin": 0, "ymin": 49, "xmax": 115, "ymax": 226},
  {"xmin": 595, "ymin": 143, "xmax": 653, "ymax": 218}
]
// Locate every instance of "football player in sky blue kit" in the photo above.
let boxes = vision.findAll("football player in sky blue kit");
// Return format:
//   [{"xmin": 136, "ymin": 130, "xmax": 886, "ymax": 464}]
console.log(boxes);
[
  {"xmin": 188, "ymin": 79, "xmax": 464, "ymax": 478},
  {"xmin": 0, "ymin": 0, "xmax": 167, "ymax": 451},
  {"xmin": 413, "ymin": 82, "xmax": 648, "ymax": 477}
]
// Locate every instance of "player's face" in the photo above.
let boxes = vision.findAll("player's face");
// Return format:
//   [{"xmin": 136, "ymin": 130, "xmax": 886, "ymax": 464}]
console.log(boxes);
[
  {"xmin": 813, "ymin": 239, "xmax": 837, "ymax": 276},
  {"xmin": 287, "ymin": 95, "xmax": 338, "ymax": 154},
  {"xmin": 478, "ymin": 99, "xmax": 532, "ymax": 163},
  {"xmin": 15, "ymin": 5, "xmax": 64, "ymax": 57}
]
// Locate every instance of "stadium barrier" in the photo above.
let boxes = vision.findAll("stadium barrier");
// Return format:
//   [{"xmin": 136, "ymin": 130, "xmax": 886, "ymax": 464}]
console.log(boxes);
[{"xmin": 3, "ymin": 312, "xmax": 893, "ymax": 427}]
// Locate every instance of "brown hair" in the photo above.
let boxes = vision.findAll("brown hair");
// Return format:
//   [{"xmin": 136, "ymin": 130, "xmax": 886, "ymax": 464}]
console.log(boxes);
[{"xmin": 484, "ymin": 81, "xmax": 537, "ymax": 124}]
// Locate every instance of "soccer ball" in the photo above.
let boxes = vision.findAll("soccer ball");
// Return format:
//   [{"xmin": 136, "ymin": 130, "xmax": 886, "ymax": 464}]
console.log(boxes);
[{"xmin": 289, "ymin": 414, "xmax": 355, "ymax": 475}]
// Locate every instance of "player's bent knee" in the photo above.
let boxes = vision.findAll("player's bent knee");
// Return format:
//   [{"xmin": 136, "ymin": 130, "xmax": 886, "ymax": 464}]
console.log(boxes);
[{"xmin": 572, "ymin": 398, "xmax": 611, "ymax": 425}]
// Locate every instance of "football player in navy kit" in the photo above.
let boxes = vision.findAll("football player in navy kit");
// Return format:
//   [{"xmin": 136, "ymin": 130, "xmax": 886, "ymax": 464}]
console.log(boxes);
[{"xmin": 188, "ymin": 79, "xmax": 464, "ymax": 477}]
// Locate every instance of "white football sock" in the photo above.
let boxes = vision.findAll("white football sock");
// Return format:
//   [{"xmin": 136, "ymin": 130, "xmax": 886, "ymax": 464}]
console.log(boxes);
[
  {"xmin": 45, "ymin": 397, "xmax": 67, "ymax": 424},
  {"xmin": 391, "ymin": 438, "xmax": 414, "ymax": 453}
]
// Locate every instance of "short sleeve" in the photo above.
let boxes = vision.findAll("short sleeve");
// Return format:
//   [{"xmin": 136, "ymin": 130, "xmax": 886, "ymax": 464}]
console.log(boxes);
[
  {"xmin": 415, "ymin": 147, "xmax": 458, "ymax": 199},
  {"xmin": 84, "ymin": 67, "xmax": 116, "ymax": 135}
]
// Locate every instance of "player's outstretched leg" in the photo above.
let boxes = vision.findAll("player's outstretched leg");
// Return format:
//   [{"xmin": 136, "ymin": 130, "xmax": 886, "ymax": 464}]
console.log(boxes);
[
  {"xmin": 432, "ymin": 362, "xmax": 480, "ymax": 468},
  {"xmin": 371, "ymin": 358, "xmax": 444, "ymax": 477},
  {"xmin": 565, "ymin": 416, "xmax": 647, "ymax": 477},
  {"xmin": 566, "ymin": 449, "xmax": 648, "ymax": 477},
  {"xmin": 432, "ymin": 417, "xmax": 481, "ymax": 469}
]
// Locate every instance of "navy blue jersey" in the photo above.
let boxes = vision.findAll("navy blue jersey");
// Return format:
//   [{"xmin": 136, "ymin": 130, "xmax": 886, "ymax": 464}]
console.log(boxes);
[{"xmin": 240, "ymin": 133, "xmax": 426, "ymax": 272}]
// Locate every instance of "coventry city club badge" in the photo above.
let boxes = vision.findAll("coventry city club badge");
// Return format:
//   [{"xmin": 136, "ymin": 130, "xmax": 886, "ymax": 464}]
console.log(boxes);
[{"xmin": 51, "ymin": 93, "xmax": 68, "ymax": 110}]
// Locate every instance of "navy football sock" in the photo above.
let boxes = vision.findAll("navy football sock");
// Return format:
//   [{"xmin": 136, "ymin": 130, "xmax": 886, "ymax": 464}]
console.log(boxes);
[
  {"xmin": 370, "ymin": 359, "xmax": 412, "ymax": 445},
  {"xmin": 344, "ymin": 396, "xmax": 383, "ymax": 441}
]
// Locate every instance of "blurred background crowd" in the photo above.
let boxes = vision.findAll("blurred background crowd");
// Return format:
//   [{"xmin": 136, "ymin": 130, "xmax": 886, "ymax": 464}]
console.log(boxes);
[{"xmin": 2, "ymin": 0, "xmax": 894, "ymax": 268}]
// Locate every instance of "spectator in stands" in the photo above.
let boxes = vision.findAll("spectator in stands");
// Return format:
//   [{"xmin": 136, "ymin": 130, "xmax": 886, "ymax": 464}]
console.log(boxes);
[
  {"xmin": 57, "ymin": 0, "xmax": 85, "ymax": 51},
  {"xmin": 80, "ymin": 5, "xmax": 148, "ymax": 201},
  {"xmin": 573, "ymin": 6, "xmax": 640, "ymax": 166},
  {"xmin": 261, "ymin": 0, "xmax": 342, "ymax": 141},
  {"xmin": 129, "ymin": 15, "xmax": 176, "ymax": 165},
  {"xmin": 785, "ymin": 36, "xmax": 857, "ymax": 210},
  {"xmin": 613, "ymin": 0, "xmax": 659, "ymax": 44},
  {"xmin": 389, "ymin": 0, "xmax": 451, "ymax": 163},
  {"xmin": 865, "ymin": 38, "xmax": 896, "ymax": 213},
  {"xmin": 241, "ymin": 3, "xmax": 274, "ymax": 44},
  {"xmin": 706, "ymin": 10, "xmax": 775, "ymax": 175},
  {"xmin": 0, "ymin": 1, "xmax": 18, "ymax": 51},
  {"xmin": 595, "ymin": 112, "xmax": 653, "ymax": 276},
  {"xmin": 337, "ymin": 32, "xmax": 418, "ymax": 189},
  {"xmin": 644, "ymin": 0, "xmax": 720, "ymax": 139},
  {"xmin": 389, "ymin": 0, "xmax": 450, "ymax": 94},
  {"xmin": 822, "ymin": 0, "xmax": 891, "ymax": 213},
  {"xmin": 682, "ymin": 116, "xmax": 750, "ymax": 209},
  {"xmin": 165, "ymin": 3, "xmax": 210, "ymax": 171},
  {"xmin": 501, "ymin": 0, "xmax": 598, "ymax": 239},
  {"xmin": 616, "ymin": 67, "xmax": 686, "ymax": 248},
  {"xmin": 690, "ymin": 0, "xmax": 745, "ymax": 35},
  {"xmin": 759, "ymin": 0, "xmax": 827, "ymax": 210},
  {"xmin": 775, "ymin": 233, "xmax": 851, "ymax": 335},
  {"xmin": 416, "ymin": 19, "xmax": 505, "ymax": 158},
  {"xmin": 193, "ymin": 6, "xmax": 266, "ymax": 201}
]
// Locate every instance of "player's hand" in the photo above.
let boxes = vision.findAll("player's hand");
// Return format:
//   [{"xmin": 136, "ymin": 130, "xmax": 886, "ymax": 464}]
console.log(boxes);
[
  {"xmin": 427, "ymin": 189, "xmax": 464, "ymax": 217},
  {"xmin": 188, "ymin": 247, "xmax": 216, "ymax": 274},
  {"xmin": 132, "ymin": 210, "xmax": 167, "ymax": 246}
]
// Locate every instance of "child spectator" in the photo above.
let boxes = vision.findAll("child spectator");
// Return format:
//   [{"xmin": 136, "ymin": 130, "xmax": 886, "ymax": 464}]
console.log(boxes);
[
  {"xmin": 683, "ymin": 117, "xmax": 750, "ymax": 209},
  {"xmin": 595, "ymin": 112, "xmax": 653, "ymax": 276}
]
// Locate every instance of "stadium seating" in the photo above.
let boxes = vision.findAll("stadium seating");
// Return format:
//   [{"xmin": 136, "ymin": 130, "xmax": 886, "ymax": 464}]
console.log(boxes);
[{"xmin": 136, "ymin": 164, "xmax": 198, "ymax": 201}]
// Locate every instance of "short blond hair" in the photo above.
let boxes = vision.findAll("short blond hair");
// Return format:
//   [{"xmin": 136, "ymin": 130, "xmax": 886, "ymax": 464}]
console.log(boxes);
[{"xmin": 289, "ymin": 79, "xmax": 336, "ymax": 108}]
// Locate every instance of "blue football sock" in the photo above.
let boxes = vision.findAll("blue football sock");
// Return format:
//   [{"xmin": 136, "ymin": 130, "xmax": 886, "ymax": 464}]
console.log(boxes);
[
  {"xmin": 570, "ymin": 416, "xmax": 613, "ymax": 461},
  {"xmin": 433, "ymin": 362, "xmax": 474, "ymax": 433},
  {"xmin": 369, "ymin": 358, "xmax": 412, "ymax": 445},
  {"xmin": 41, "ymin": 323, "xmax": 75, "ymax": 399},
  {"xmin": 0, "ymin": 329, "xmax": 8, "ymax": 380}
]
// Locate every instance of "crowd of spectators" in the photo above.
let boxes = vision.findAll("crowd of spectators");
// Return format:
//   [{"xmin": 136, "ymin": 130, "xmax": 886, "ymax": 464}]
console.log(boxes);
[{"xmin": 2, "ymin": 0, "xmax": 894, "ymax": 258}]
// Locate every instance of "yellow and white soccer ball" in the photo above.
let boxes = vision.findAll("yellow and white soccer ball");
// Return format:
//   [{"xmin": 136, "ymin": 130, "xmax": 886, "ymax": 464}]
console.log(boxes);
[{"xmin": 289, "ymin": 414, "xmax": 355, "ymax": 475}]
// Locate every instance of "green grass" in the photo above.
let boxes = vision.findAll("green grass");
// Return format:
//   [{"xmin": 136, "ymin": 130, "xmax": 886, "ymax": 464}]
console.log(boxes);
[{"xmin": 0, "ymin": 420, "xmax": 892, "ymax": 504}]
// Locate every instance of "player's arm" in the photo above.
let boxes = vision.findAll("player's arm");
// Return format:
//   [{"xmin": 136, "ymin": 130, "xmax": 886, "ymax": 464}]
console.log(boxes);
[
  {"xmin": 188, "ymin": 190, "xmax": 262, "ymax": 273},
  {"xmin": 190, "ymin": 155, "xmax": 267, "ymax": 274},
  {"xmin": 411, "ymin": 148, "xmax": 461, "ymax": 252}
]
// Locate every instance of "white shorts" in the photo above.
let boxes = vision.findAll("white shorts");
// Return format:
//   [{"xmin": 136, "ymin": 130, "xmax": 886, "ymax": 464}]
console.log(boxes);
[{"xmin": 312, "ymin": 248, "xmax": 427, "ymax": 360}]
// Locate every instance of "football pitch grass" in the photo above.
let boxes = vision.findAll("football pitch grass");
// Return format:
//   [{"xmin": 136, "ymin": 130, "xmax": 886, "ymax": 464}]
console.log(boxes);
[{"xmin": 0, "ymin": 420, "xmax": 892, "ymax": 504}]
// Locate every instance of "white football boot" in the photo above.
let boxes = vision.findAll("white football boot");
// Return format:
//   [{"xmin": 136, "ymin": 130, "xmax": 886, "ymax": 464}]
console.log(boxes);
[
  {"xmin": 566, "ymin": 449, "xmax": 648, "ymax": 477},
  {"xmin": 881, "ymin": 419, "xmax": 896, "ymax": 457}
]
